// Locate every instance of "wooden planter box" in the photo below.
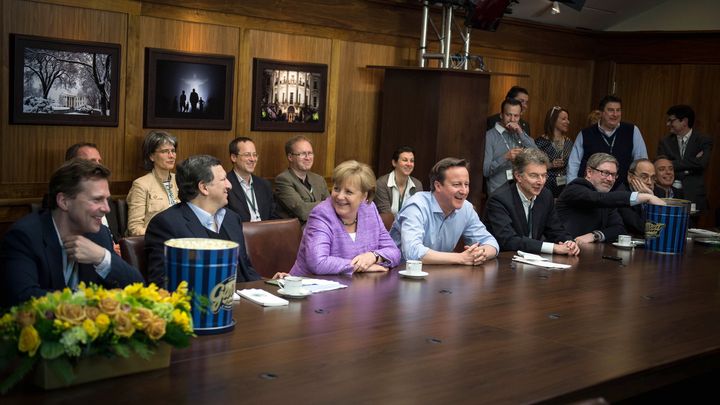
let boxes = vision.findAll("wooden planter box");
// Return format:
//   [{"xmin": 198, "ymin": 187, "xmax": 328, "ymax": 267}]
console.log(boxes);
[{"xmin": 34, "ymin": 344, "xmax": 171, "ymax": 390}]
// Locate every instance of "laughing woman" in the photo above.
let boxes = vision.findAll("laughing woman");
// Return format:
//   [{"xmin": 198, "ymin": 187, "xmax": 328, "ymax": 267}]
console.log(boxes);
[
  {"xmin": 289, "ymin": 160, "xmax": 401, "ymax": 276},
  {"xmin": 374, "ymin": 146, "xmax": 423, "ymax": 214},
  {"xmin": 126, "ymin": 130, "xmax": 179, "ymax": 236}
]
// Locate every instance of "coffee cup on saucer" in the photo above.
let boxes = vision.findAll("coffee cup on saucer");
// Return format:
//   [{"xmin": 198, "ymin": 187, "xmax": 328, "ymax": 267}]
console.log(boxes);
[
  {"xmin": 405, "ymin": 260, "xmax": 423, "ymax": 274},
  {"xmin": 279, "ymin": 276, "xmax": 303, "ymax": 295},
  {"xmin": 617, "ymin": 235, "xmax": 632, "ymax": 246}
]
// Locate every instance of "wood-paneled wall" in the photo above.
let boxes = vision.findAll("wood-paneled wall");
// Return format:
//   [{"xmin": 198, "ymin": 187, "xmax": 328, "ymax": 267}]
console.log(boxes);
[{"xmin": 1, "ymin": 0, "xmax": 719, "ymax": 231}]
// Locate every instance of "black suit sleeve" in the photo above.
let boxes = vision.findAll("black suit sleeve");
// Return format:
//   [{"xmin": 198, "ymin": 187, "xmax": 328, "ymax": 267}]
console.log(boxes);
[
  {"xmin": 537, "ymin": 193, "xmax": 573, "ymax": 244},
  {"xmin": 89, "ymin": 228, "xmax": 144, "ymax": 288},
  {"xmin": 144, "ymin": 214, "xmax": 175, "ymax": 287},
  {"xmin": 231, "ymin": 216, "xmax": 262, "ymax": 282},
  {"xmin": 486, "ymin": 193, "xmax": 544, "ymax": 253},
  {"xmin": 602, "ymin": 209, "xmax": 626, "ymax": 243},
  {"xmin": 617, "ymin": 205, "xmax": 645, "ymax": 236},
  {"xmin": 0, "ymin": 227, "xmax": 50, "ymax": 306}
]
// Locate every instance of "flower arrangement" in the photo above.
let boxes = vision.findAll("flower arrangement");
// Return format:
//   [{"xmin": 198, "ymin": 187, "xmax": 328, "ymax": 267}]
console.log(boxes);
[{"xmin": 0, "ymin": 281, "xmax": 194, "ymax": 393}]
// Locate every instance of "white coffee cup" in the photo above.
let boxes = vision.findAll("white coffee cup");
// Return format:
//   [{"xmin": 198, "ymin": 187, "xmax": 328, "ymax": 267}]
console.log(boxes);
[
  {"xmin": 280, "ymin": 276, "xmax": 303, "ymax": 294},
  {"xmin": 618, "ymin": 235, "xmax": 632, "ymax": 246},
  {"xmin": 691, "ymin": 203, "xmax": 697, "ymax": 212},
  {"xmin": 405, "ymin": 260, "xmax": 423, "ymax": 274}
]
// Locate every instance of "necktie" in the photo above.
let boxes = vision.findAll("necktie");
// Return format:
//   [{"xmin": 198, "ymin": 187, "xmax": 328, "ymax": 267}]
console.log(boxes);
[
  {"xmin": 67, "ymin": 260, "xmax": 79, "ymax": 290},
  {"xmin": 527, "ymin": 201, "xmax": 533, "ymax": 238},
  {"xmin": 680, "ymin": 138, "xmax": 688, "ymax": 159}
]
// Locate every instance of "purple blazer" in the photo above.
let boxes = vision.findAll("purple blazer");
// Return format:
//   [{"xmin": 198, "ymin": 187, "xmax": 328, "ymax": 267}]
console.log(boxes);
[{"xmin": 290, "ymin": 199, "xmax": 401, "ymax": 276}]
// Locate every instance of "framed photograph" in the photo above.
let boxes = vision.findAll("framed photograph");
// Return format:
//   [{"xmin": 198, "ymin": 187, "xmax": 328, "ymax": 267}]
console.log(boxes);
[
  {"xmin": 251, "ymin": 58, "xmax": 327, "ymax": 132},
  {"xmin": 144, "ymin": 48, "xmax": 234, "ymax": 130},
  {"xmin": 10, "ymin": 34, "xmax": 120, "ymax": 126}
]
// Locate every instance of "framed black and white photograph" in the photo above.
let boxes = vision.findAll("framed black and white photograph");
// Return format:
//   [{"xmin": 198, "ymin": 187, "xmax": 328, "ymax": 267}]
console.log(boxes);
[
  {"xmin": 144, "ymin": 48, "xmax": 234, "ymax": 130},
  {"xmin": 251, "ymin": 58, "xmax": 327, "ymax": 132},
  {"xmin": 10, "ymin": 34, "xmax": 120, "ymax": 126}
]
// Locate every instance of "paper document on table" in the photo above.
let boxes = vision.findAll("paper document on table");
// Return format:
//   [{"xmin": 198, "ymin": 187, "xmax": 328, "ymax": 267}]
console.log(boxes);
[
  {"xmin": 512, "ymin": 255, "xmax": 571, "ymax": 269},
  {"xmin": 516, "ymin": 251, "xmax": 550, "ymax": 261},
  {"xmin": 235, "ymin": 289, "xmax": 289, "ymax": 306},
  {"xmin": 301, "ymin": 278, "xmax": 348, "ymax": 293}
]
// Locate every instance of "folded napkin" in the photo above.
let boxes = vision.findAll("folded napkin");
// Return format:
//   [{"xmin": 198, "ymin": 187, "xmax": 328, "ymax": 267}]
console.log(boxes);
[
  {"xmin": 236, "ymin": 289, "xmax": 289, "ymax": 306},
  {"xmin": 512, "ymin": 251, "xmax": 571, "ymax": 269},
  {"xmin": 300, "ymin": 278, "xmax": 348, "ymax": 293},
  {"xmin": 688, "ymin": 228, "xmax": 720, "ymax": 237}
]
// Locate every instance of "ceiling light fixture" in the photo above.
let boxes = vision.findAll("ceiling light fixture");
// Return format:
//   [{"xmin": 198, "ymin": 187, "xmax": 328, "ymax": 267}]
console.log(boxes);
[{"xmin": 551, "ymin": 1, "xmax": 561, "ymax": 15}]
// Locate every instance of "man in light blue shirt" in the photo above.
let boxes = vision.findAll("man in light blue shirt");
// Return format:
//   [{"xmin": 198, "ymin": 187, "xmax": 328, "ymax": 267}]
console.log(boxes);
[
  {"xmin": 484, "ymin": 98, "xmax": 537, "ymax": 195},
  {"xmin": 391, "ymin": 157, "xmax": 498, "ymax": 265}
]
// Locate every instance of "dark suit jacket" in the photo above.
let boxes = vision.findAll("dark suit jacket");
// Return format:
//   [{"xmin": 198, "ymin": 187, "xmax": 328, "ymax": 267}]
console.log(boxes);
[
  {"xmin": 144, "ymin": 202, "xmax": 260, "ymax": 287},
  {"xmin": 226, "ymin": 171, "xmax": 278, "ymax": 222},
  {"xmin": 487, "ymin": 113, "xmax": 531, "ymax": 136},
  {"xmin": 274, "ymin": 168, "xmax": 329, "ymax": 223},
  {"xmin": 42, "ymin": 193, "xmax": 122, "ymax": 242},
  {"xmin": 485, "ymin": 182, "xmax": 572, "ymax": 253},
  {"xmin": 616, "ymin": 183, "xmax": 645, "ymax": 237},
  {"xmin": 657, "ymin": 131, "xmax": 713, "ymax": 210},
  {"xmin": 0, "ymin": 211, "xmax": 143, "ymax": 307},
  {"xmin": 653, "ymin": 184, "xmax": 683, "ymax": 200},
  {"xmin": 555, "ymin": 178, "xmax": 628, "ymax": 242}
]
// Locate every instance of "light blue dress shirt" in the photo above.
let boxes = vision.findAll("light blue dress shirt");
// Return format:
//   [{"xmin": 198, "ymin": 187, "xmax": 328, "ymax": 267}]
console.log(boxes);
[{"xmin": 390, "ymin": 192, "xmax": 499, "ymax": 260}]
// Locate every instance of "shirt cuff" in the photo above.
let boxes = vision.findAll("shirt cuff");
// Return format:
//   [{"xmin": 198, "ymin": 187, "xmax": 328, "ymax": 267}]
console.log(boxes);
[
  {"xmin": 629, "ymin": 191, "xmax": 640, "ymax": 206},
  {"xmin": 541, "ymin": 242, "xmax": 555, "ymax": 255},
  {"xmin": 94, "ymin": 249, "xmax": 112, "ymax": 279}
]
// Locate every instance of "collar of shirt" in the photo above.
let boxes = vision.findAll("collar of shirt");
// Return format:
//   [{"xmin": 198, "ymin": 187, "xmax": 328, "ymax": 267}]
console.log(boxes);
[
  {"xmin": 187, "ymin": 202, "xmax": 226, "ymax": 232},
  {"xmin": 676, "ymin": 129, "xmax": 693, "ymax": 143},
  {"xmin": 430, "ymin": 192, "xmax": 458, "ymax": 219},
  {"xmin": 51, "ymin": 215, "xmax": 71, "ymax": 277},
  {"xmin": 515, "ymin": 183, "xmax": 535, "ymax": 214},
  {"xmin": 387, "ymin": 171, "xmax": 417, "ymax": 190},
  {"xmin": 597, "ymin": 122, "xmax": 619, "ymax": 137},
  {"xmin": 494, "ymin": 121, "xmax": 508, "ymax": 135},
  {"xmin": 234, "ymin": 170, "xmax": 254, "ymax": 190}
]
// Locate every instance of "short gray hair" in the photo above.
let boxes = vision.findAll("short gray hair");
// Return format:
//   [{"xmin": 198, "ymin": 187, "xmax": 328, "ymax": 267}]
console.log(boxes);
[
  {"xmin": 586, "ymin": 153, "xmax": 618, "ymax": 172},
  {"xmin": 512, "ymin": 148, "xmax": 549, "ymax": 174}
]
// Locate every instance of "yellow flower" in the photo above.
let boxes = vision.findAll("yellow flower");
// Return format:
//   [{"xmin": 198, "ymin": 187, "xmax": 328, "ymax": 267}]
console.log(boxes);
[
  {"xmin": 146, "ymin": 316, "xmax": 166, "ymax": 340},
  {"xmin": 139, "ymin": 284, "xmax": 161, "ymax": 302},
  {"xmin": 171, "ymin": 309, "xmax": 193, "ymax": 333},
  {"xmin": 98, "ymin": 297, "xmax": 120, "ymax": 315},
  {"xmin": 123, "ymin": 283, "xmax": 143, "ymax": 296},
  {"xmin": 82, "ymin": 319, "xmax": 99, "ymax": 341},
  {"xmin": 55, "ymin": 303, "xmax": 86, "ymax": 325},
  {"xmin": 0, "ymin": 312, "xmax": 14, "ymax": 327},
  {"xmin": 113, "ymin": 312, "xmax": 135, "ymax": 338},
  {"xmin": 18, "ymin": 325, "xmax": 41, "ymax": 357},
  {"xmin": 95, "ymin": 313, "xmax": 110, "ymax": 333}
]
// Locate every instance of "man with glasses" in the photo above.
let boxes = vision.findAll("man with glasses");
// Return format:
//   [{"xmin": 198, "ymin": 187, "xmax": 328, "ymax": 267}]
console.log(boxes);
[
  {"xmin": 616, "ymin": 159, "xmax": 657, "ymax": 236},
  {"xmin": 485, "ymin": 148, "xmax": 579, "ymax": 255},
  {"xmin": 557, "ymin": 153, "xmax": 664, "ymax": 244},
  {"xmin": 657, "ymin": 104, "xmax": 713, "ymax": 211},
  {"xmin": 274, "ymin": 135, "xmax": 329, "ymax": 224},
  {"xmin": 226, "ymin": 137, "xmax": 278, "ymax": 222},
  {"xmin": 567, "ymin": 95, "xmax": 648, "ymax": 190},
  {"xmin": 486, "ymin": 86, "xmax": 531, "ymax": 136},
  {"xmin": 483, "ymin": 98, "xmax": 537, "ymax": 195}
]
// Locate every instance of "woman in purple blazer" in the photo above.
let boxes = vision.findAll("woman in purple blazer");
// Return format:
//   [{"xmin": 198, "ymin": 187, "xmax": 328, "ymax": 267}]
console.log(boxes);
[{"xmin": 289, "ymin": 160, "xmax": 401, "ymax": 276}]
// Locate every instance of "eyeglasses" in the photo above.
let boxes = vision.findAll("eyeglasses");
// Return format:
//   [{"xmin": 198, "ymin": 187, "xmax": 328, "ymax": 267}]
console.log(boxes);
[
  {"xmin": 590, "ymin": 166, "xmax": 618, "ymax": 179},
  {"xmin": 235, "ymin": 152, "xmax": 259, "ymax": 158},
  {"xmin": 155, "ymin": 148, "xmax": 176, "ymax": 155},
  {"xmin": 631, "ymin": 172, "xmax": 656, "ymax": 182},
  {"xmin": 524, "ymin": 172, "xmax": 547, "ymax": 181},
  {"xmin": 291, "ymin": 151, "xmax": 314, "ymax": 158}
]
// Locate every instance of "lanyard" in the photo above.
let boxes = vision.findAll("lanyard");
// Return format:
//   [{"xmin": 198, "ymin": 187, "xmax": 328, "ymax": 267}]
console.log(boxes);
[
  {"xmin": 245, "ymin": 185, "xmax": 259, "ymax": 219},
  {"xmin": 501, "ymin": 131, "xmax": 524, "ymax": 151}
]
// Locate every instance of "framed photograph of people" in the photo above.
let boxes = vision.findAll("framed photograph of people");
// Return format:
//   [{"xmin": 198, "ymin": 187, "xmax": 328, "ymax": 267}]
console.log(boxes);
[
  {"xmin": 251, "ymin": 58, "xmax": 327, "ymax": 132},
  {"xmin": 144, "ymin": 48, "xmax": 234, "ymax": 130},
  {"xmin": 10, "ymin": 34, "xmax": 120, "ymax": 126}
]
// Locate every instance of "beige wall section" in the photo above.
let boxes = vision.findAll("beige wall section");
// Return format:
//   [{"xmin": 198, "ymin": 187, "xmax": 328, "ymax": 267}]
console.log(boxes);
[
  {"xmin": 125, "ymin": 16, "xmax": 240, "ymax": 180},
  {"xmin": 241, "ymin": 30, "xmax": 332, "ymax": 179},
  {"xmin": 1, "ymin": 0, "xmax": 128, "ymax": 189},
  {"xmin": 332, "ymin": 41, "xmax": 412, "ymax": 173}
]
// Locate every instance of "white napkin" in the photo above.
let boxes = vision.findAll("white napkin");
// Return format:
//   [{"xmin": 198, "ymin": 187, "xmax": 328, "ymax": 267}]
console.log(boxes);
[
  {"xmin": 688, "ymin": 228, "xmax": 720, "ymax": 237},
  {"xmin": 512, "ymin": 251, "xmax": 571, "ymax": 269},
  {"xmin": 236, "ymin": 289, "xmax": 289, "ymax": 306},
  {"xmin": 300, "ymin": 278, "xmax": 348, "ymax": 293}
]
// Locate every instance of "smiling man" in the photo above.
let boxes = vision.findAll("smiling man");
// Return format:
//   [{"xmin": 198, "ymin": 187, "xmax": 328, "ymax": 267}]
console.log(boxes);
[
  {"xmin": 557, "ymin": 153, "xmax": 664, "ymax": 244},
  {"xmin": 567, "ymin": 95, "xmax": 648, "ymax": 189},
  {"xmin": 226, "ymin": 136, "xmax": 278, "ymax": 222},
  {"xmin": 1, "ymin": 159, "xmax": 143, "ymax": 307},
  {"xmin": 390, "ymin": 157, "xmax": 498, "ymax": 265},
  {"xmin": 485, "ymin": 148, "xmax": 578, "ymax": 255},
  {"xmin": 653, "ymin": 156, "xmax": 683, "ymax": 199},
  {"xmin": 145, "ymin": 155, "xmax": 261, "ymax": 287}
]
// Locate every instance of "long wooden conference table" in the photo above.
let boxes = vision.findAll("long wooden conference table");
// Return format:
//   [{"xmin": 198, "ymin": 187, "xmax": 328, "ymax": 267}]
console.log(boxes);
[{"xmin": 5, "ymin": 239, "xmax": 720, "ymax": 403}]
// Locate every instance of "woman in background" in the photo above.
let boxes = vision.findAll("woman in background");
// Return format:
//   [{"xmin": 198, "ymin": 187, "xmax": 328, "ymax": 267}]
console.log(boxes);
[
  {"xmin": 290, "ymin": 160, "xmax": 401, "ymax": 276},
  {"xmin": 374, "ymin": 146, "xmax": 423, "ymax": 214},
  {"xmin": 126, "ymin": 130, "xmax": 179, "ymax": 236},
  {"xmin": 535, "ymin": 106, "xmax": 573, "ymax": 197}
]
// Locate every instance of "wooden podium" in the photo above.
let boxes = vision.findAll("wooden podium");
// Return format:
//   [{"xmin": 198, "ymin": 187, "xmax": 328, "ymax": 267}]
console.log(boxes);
[{"xmin": 372, "ymin": 66, "xmax": 490, "ymax": 210}]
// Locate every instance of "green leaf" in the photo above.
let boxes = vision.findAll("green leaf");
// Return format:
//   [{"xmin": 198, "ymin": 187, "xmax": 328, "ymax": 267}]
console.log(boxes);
[
  {"xmin": 128, "ymin": 339, "xmax": 153, "ymax": 360},
  {"xmin": 114, "ymin": 343, "xmax": 130, "ymax": 358},
  {"xmin": 46, "ymin": 357, "xmax": 74, "ymax": 385},
  {"xmin": 40, "ymin": 341, "xmax": 65, "ymax": 360},
  {"xmin": 162, "ymin": 324, "xmax": 191, "ymax": 348},
  {"xmin": 0, "ymin": 356, "xmax": 37, "ymax": 394}
]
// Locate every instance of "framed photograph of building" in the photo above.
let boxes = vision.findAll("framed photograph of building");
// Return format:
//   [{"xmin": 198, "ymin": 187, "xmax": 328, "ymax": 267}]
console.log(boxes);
[
  {"xmin": 10, "ymin": 34, "xmax": 120, "ymax": 126},
  {"xmin": 251, "ymin": 58, "xmax": 327, "ymax": 132},
  {"xmin": 144, "ymin": 48, "xmax": 234, "ymax": 130}
]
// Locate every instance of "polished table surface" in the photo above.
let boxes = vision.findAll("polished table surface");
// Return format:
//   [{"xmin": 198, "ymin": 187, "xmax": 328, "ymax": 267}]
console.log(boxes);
[{"xmin": 6, "ymin": 239, "xmax": 720, "ymax": 404}]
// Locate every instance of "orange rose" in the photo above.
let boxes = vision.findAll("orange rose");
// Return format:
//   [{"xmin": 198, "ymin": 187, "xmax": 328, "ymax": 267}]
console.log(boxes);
[
  {"xmin": 55, "ymin": 303, "xmax": 86, "ymax": 325},
  {"xmin": 84, "ymin": 306, "xmax": 101, "ymax": 321},
  {"xmin": 134, "ymin": 308, "xmax": 154, "ymax": 329},
  {"xmin": 146, "ymin": 316, "xmax": 166, "ymax": 340},
  {"xmin": 16, "ymin": 310, "xmax": 36, "ymax": 327},
  {"xmin": 113, "ymin": 312, "xmax": 135, "ymax": 338},
  {"xmin": 98, "ymin": 297, "xmax": 120, "ymax": 315}
]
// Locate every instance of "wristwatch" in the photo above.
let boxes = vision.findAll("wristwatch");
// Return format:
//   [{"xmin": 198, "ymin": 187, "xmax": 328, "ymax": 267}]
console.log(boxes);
[
  {"xmin": 372, "ymin": 251, "xmax": 381, "ymax": 263},
  {"xmin": 592, "ymin": 230, "xmax": 602, "ymax": 242}
]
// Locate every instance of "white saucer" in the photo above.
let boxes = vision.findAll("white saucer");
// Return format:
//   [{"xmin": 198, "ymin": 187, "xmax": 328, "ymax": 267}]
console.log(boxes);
[
  {"xmin": 277, "ymin": 288, "xmax": 312, "ymax": 298},
  {"xmin": 612, "ymin": 242, "xmax": 633, "ymax": 250},
  {"xmin": 399, "ymin": 270, "xmax": 428, "ymax": 279}
]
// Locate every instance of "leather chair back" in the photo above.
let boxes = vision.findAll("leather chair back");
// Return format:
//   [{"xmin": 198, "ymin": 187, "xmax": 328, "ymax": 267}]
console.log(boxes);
[
  {"xmin": 119, "ymin": 236, "xmax": 147, "ymax": 281},
  {"xmin": 242, "ymin": 218, "xmax": 302, "ymax": 278},
  {"xmin": 379, "ymin": 212, "xmax": 395, "ymax": 231}
]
